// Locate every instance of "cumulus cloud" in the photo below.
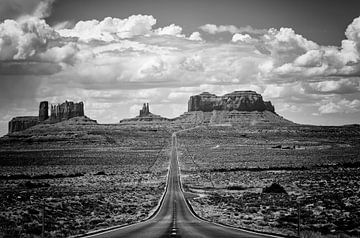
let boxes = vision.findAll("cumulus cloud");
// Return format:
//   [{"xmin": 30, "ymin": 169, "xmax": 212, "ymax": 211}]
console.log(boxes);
[
  {"xmin": 189, "ymin": 32, "xmax": 202, "ymax": 41},
  {"xmin": 232, "ymin": 33, "xmax": 252, "ymax": 43},
  {"xmin": 0, "ymin": 15, "xmax": 79, "ymax": 75},
  {"xmin": 58, "ymin": 15, "xmax": 157, "ymax": 42},
  {"xmin": 263, "ymin": 28, "xmax": 319, "ymax": 66},
  {"xmin": 40, "ymin": 42, "xmax": 79, "ymax": 64},
  {"xmin": 180, "ymin": 55, "xmax": 204, "ymax": 71},
  {"xmin": 200, "ymin": 24, "xmax": 266, "ymax": 35},
  {"xmin": 154, "ymin": 24, "xmax": 184, "ymax": 37},
  {"xmin": 345, "ymin": 17, "xmax": 360, "ymax": 47},
  {"xmin": 138, "ymin": 57, "xmax": 167, "ymax": 79},
  {"xmin": 293, "ymin": 50, "xmax": 324, "ymax": 67},
  {"xmin": 305, "ymin": 78, "xmax": 360, "ymax": 94},
  {"xmin": 318, "ymin": 98, "xmax": 360, "ymax": 114},
  {"xmin": 0, "ymin": 17, "xmax": 59, "ymax": 60},
  {"xmin": 257, "ymin": 18, "xmax": 360, "ymax": 80}
]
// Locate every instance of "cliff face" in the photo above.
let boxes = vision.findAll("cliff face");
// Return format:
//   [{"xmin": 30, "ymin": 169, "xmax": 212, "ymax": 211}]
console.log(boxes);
[
  {"xmin": 188, "ymin": 91, "xmax": 275, "ymax": 113},
  {"xmin": 8, "ymin": 116, "xmax": 39, "ymax": 133},
  {"xmin": 50, "ymin": 101, "xmax": 84, "ymax": 123},
  {"xmin": 39, "ymin": 101, "xmax": 49, "ymax": 121},
  {"xmin": 8, "ymin": 101, "xmax": 86, "ymax": 134}
]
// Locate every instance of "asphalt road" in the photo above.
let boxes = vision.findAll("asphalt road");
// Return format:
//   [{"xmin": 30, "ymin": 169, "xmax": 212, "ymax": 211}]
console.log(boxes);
[{"xmin": 85, "ymin": 133, "xmax": 279, "ymax": 238}]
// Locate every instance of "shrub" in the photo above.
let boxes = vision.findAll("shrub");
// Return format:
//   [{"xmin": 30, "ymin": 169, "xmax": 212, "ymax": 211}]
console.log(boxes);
[{"xmin": 262, "ymin": 183, "xmax": 287, "ymax": 194}]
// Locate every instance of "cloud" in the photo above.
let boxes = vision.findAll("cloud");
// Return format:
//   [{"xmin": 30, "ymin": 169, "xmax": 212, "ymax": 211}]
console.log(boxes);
[
  {"xmin": 31, "ymin": 0, "xmax": 55, "ymax": 18},
  {"xmin": 0, "ymin": 16, "xmax": 78, "ymax": 75},
  {"xmin": 345, "ymin": 16, "xmax": 360, "ymax": 47},
  {"xmin": 293, "ymin": 49, "xmax": 324, "ymax": 67},
  {"xmin": 305, "ymin": 78, "xmax": 360, "ymax": 94},
  {"xmin": 2, "ymin": 13, "xmax": 360, "ymax": 134},
  {"xmin": 200, "ymin": 24, "xmax": 266, "ymax": 35},
  {"xmin": 232, "ymin": 33, "xmax": 252, "ymax": 43},
  {"xmin": 57, "ymin": 15, "xmax": 157, "ymax": 42},
  {"xmin": 39, "ymin": 42, "xmax": 79, "ymax": 64},
  {"xmin": 154, "ymin": 24, "xmax": 184, "ymax": 37},
  {"xmin": 0, "ymin": 17, "xmax": 59, "ymax": 60},
  {"xmin": 0, "ymin": 0, "xmax": 54, "ymax": 20},
  {"xmin": 264, "ymin": 28, "xmax": 319, "ymax": 66},
  {"xmin": 256, "ymin": 21, "xmax": 360, "ymax": 81},
  {"xmin": 318, "ymin": 98, "xmax": 360, "ymax": 114},
  {"xmin": 180, "ymin": 55, "xmax": 204, "ymax": 72},
  {"xmin": 189, "ymin": 32, "xmax": 202, "ymax": 41},
  {"xmin": 138, "ymin": 57, "xmax": 167, "ymax": 79}
]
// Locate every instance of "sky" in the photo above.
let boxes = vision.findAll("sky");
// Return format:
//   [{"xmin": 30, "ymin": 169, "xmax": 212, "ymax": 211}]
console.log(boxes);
[{"xmin": 0, "ymin": 0, "xmax": 360, "ymax": 135}]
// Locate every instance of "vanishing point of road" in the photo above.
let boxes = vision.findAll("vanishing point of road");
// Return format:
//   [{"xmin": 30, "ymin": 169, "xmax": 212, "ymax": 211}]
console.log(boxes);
[{"xmin": 84, "ymin": 133, "xmax": 280, "ymax": 238}]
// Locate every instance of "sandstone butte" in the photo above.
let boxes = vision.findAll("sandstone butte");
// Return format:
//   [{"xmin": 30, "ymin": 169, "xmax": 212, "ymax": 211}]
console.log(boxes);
[
  {"xmin": 7, "ymin": 90, "xmax": 295, "ymax": 134},
  {"xmin": 8, "ymin": 101, "xmax": 87, "ymax": 133}
]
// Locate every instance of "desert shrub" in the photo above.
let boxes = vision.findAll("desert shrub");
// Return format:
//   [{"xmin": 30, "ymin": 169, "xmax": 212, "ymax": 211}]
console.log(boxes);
[
  {"xmin": 0, "ymin": 173, "xmax": 84, "ymax": 180},
  {"xmin": 18, "ymin": 181, "xmax": 50, "ymax": 188},
  {"xmin": 226, "ymin": 185, "xmax": 246, "ymax": 190},
  {"xmin": 262, "ymin": 183, "xmax": 287, "ymax": 194},
  {"xmin": 301, "ymin": 230, "xmax": 356, "ymax": 238},
  {"xmin": 95, "ymin": 171, "xmax": 107, "ymax": 176}
]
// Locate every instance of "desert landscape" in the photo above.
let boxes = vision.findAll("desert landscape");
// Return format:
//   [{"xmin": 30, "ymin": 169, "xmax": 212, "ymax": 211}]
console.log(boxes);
[
  {"xmin": 0, "ymin": 116, "xmax": 171, "ymax": 237},
  {"xmin": 177, "ymin": 125, "xmax": 360, "ymax": 237},
  {"xmin": 2, "ymin": 1, "xmax": 360, "ymax": 237},
  {"xmin": 1, "ymin": 91, "xmax": 359, "ymax": 237}
]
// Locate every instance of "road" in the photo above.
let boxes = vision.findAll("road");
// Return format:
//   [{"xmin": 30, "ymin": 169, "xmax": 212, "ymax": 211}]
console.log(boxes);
[{"xmin": 85, "ymin": 133, "xmax": 279, "ymax": 238}]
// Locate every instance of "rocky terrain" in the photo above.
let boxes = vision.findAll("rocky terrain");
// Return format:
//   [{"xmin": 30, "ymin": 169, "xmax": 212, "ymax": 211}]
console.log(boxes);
[
  {"xmin": 0, "ymin": 118, "xmax": 172, "ymax": 237},
  {"xmin": 188, "ymin": 91, "xmax": 275, "ymax": 113},
  {"xmin": 1, "ymin": 91, "xmax": 359, "ymax": 237},
  {"xmin": 176, "ymin": 125, "xmax": 360, "ymax": 237},
  {"xmin": 8, "ymin": 101, "xmax": 87, "ymax": 133}
]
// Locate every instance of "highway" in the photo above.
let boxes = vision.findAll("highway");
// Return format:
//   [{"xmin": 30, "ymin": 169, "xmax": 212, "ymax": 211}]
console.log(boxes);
[{"xmin": 84, "ymin": 133, "xmax": 279, "ymax": 238}]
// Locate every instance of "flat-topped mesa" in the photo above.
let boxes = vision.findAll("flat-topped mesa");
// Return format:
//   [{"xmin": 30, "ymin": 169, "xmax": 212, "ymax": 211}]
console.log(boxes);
[
  {"xmin": 8, "ymin": 116, "xmax": 39, "ymax": 134},
  {"xmin": 188, "ymin": 90, "xmax": 275, "ymax": 113},
  {"xmin": 50, "ymin": 101, "xmax": 84, "ymax": 123}
]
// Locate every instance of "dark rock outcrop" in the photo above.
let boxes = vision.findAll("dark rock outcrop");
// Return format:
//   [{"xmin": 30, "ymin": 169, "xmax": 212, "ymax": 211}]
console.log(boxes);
[
  {"xmin": 8, "ymin": 116, "xmax": 39, "ymax": 133},
  {"xmin": 139, "ymin": 103, "xmax": 150, "ymax": 117},
  {"xmin": 120, "ymin": 103, "xmax": 169, "ymax": 124},
  {"xmin": 262, "ymin": 183, "xmax": 287, "ymax": 194},
  {"xmin": 50, "ymin": 101, "xmax": 84, "ymax": 123},
  {"xmin": 188, "ymin": 91, "xmax": 275, "ymax": 113},
  {"xmin": 8, "ymin": 100, "xmax": 87, "ymax": 133},
  {"xmin": 39, "ymin": 101, "xmax": 49, "ymax": 121}
]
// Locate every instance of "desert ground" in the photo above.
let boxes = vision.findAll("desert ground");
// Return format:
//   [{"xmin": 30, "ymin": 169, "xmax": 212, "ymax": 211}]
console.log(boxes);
[
  {"xmin": 0, "ymin": 118, "xmax": 171, "ymax": 237},
  {"xmin": 0, "ymin": 118, "xmax": 360, "ymax": 237},
  {"xmin": 176, "ymin": 125, "xmax": 360, "ymax": 237}
]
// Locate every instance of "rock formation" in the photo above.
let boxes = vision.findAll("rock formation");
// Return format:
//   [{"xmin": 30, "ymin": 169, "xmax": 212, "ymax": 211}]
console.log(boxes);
[
  {"xmin": 50, "ymin": 101, "xmax": 84, "ymax": 123},
  {"xmin": 39, "ymin": 101, "xmax": 49, "ymax": 121},
  {"xmin": 120, "ymin": 103, "xmax": 169, "ymax": 124},
  {"xmin": 175, "ymin": 90, "xmax": 295, "ymax": 126},
  {"xmin": 8, "ymin": 116, "xmax": 39, "ymax": 133},
  {"xmin": 8, "ymin": 100, "xmax": 86, "ymax": 133},
  {"xmin": 188, "ymin": 91, "xmax": 275, "ymax": 113},
  {"xmin": 139, "ymin": 103, "xmax": 150, "ymax": 117}
]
